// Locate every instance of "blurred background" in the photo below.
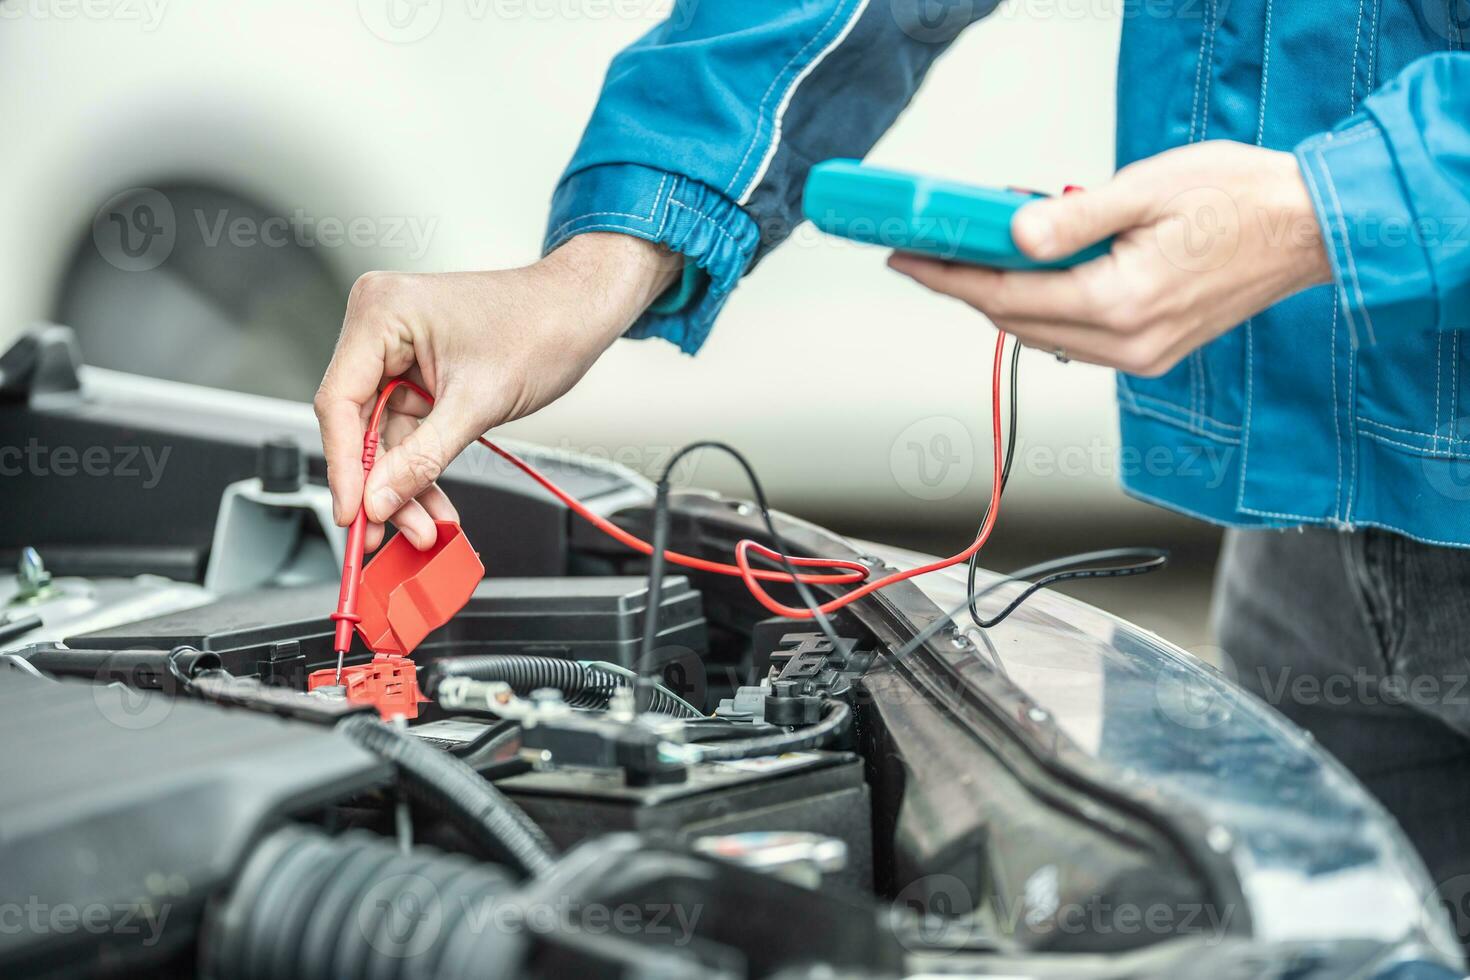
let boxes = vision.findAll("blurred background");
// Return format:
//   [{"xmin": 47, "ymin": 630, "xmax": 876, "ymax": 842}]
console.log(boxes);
[{"xmin": 0, "ymin": 0, "xmax": 1221, "ymax": 650}]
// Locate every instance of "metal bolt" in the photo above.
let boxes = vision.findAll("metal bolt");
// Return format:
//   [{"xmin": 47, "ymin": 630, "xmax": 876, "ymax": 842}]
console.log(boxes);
[{"xmin": 15, "ymin": 547, "xmax": 52, "ymax": 602}]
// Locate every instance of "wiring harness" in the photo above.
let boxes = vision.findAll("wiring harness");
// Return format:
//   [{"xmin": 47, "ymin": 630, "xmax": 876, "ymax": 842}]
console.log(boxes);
[{"xmin": 331, "ymin": 330, "xmax": 1167, "ymax": 684}]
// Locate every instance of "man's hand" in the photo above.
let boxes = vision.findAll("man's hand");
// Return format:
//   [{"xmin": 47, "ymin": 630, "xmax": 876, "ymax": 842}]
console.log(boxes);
[
  {"xmin": 888, "ymin": 141, "xmax": 1333, "ymax": 375},
  {"xmin": 315, "ymin": 233, "xmax": 679, "ymax": 551}
]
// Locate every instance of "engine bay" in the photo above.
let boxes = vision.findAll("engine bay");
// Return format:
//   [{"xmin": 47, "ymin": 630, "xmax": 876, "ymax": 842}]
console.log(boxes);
[{"xmin": 0, "ymin": 327, "xmax": 1460, "ymax": 978}]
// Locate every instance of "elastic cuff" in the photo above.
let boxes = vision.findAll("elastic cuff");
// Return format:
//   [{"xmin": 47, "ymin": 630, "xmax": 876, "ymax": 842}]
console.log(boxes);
[
  {"xmin": 1295, "ymin": 119, "xmax": 1439, "ymax": 343},
  {"xmin": 544, "ymin": 163, "xmax": 761, "ymax": 354}
]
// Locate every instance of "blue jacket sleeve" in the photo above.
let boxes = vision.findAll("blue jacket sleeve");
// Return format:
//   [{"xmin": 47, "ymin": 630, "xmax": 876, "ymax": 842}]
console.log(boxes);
[
  {"xmin": 544, "ymin": 0, "xmax": 999, "ymax": 353},
  {"xmin": 1296, "ymin": 52, "xmax": 1470, "ymax": 340}
]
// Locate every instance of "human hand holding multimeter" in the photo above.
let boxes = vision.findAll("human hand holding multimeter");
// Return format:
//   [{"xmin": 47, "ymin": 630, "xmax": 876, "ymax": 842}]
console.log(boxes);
[{"xmin": 802, "ymin": 159, "xmax": 1111, "ymax": 269}]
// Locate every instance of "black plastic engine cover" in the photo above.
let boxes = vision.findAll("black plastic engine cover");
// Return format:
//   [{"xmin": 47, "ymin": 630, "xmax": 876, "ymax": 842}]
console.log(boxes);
[
  {"xmin": 0, "ymin": 676, "xmax": 387, "ymax": 978},
  {"xmin": 63, "ymin": 576, "xmax": 708, "ymax": 693}
]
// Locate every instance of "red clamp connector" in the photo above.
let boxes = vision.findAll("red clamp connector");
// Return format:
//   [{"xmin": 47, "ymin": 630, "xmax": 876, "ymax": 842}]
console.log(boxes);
[
  {"xmin": 326, "ymin": 422, "xmax": 484, "ymax": 715},
  {"xmin": 310, "ymin": 654, "xmax": 429, "ymax": 720}
]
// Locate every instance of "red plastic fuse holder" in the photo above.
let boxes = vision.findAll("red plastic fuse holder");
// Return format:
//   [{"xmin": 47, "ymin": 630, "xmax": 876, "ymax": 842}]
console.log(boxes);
[
  {"xmin": 354, "ymin": 520, "xmax": 484, "ymax": 656},
  {"xmin": 309, "ymin": 654, "xmax": 429, "ymax": 720}
]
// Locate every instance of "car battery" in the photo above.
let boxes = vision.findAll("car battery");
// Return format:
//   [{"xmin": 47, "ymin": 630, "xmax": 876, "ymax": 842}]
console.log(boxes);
[{"xmin": 495, "ymin": 751, "xmax": 871, "ymax": 891}]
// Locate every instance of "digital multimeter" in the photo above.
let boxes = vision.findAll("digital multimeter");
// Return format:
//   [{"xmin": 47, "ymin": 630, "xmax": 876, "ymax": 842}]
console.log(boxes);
[{"xmin": 801, "ymin": 159, "xmax": 1110, "ymax": 270}]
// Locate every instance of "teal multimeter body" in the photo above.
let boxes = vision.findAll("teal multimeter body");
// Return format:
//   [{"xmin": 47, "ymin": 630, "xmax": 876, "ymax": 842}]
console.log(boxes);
[{"xmin": 801, "ymin": 159, "xmax": 1111, "ymax": 270}]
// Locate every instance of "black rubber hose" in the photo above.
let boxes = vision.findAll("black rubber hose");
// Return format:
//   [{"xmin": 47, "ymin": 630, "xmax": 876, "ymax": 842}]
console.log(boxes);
[
  {"xmin": 690, "ymin": 699, "xmax": 852, "ymax": 762},
  {"xmin": 204, "ymin": 825, "xmax": 526, "ymax": 980},
  {"xmin": 425, "ymin": 654, "xmax": 703, "ymax": 719},
  {"xmin": 336, "ymin": 714, "xmax": 557, "ymax": 878}
]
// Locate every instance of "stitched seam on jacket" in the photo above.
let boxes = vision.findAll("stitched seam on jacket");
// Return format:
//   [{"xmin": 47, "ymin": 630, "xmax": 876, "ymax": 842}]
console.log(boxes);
[
  {"xmin": 1256, "ymin": 0, "xmax": 1273, "ymax": 146},
  {"xmin": 1188, "ymin": 0, "xmax": 1209, "ymax": 143},
  {"xmin": 1436, "ymin": 329, "xmax": 1445, "ymax": 452},
  {"xmin": 1199, "ymin": 0, "xmax": 1218, "ymax": 139},
  {"xmin": 1368, "ymin": 0, "xmax": 1381, "ymax": 93},
  {"xmin": 1347, "ymin": 344, "xmax": 1361, "ymax": 521},
  {"xmin": 724, "ymin": 0, "xmax": 851, "ymax": 198},
  {"xmin": 1119, "ymin": 401, "xmax": 1241, "ymax": 444},
  {"xmin": 1330, "ymin": 295, "xmax": 1344, "ymax": 517},
  {"xmin": 1236, "ymin": 318, "xmax": 1255, "ymax": 510},
  {"xmin": 1314, "ymin": 145, "xmax": 1378, "ymax": 345},
  {"xmin": 668, "ymin": 199, "xmax": 744, "ymax": 249},
  {"xmin": 1352, "ymin": 420, "xmax": 1470, "ymax": 455},
  {"xmin": 1238, "ymin": 503, "xmax": 1322, "ymax": 522},
  {"xmin": 739, "ymin": 0, "xmax": 873, "ymax": 205},
  {"xmin": 545, "ymin": 175, "xmax": 669, "ymax": 244},
  {"xmin": 1298, "ymin": 142, "xmax": 1355, "ymax": 520},
  {"xmin": 1344, "ymin": 519, "xmax": 1470, "ymax": 550},
  {"xmin": 1117, "ymin": 386, "xmax": 1242, "ymax": 433},
  {"xmin": 1299, "ymin": 141, "xmax": 1364, "ymax": 356},
  {"xmin": 1350, "ymin": 0, "xmax": 1365, "ymax": 114}
]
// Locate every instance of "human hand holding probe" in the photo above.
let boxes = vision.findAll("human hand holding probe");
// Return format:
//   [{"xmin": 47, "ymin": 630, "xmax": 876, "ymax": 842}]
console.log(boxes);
[{"xmin": 316, "ymin": 234, "xmax": 679, "ymax": 681}]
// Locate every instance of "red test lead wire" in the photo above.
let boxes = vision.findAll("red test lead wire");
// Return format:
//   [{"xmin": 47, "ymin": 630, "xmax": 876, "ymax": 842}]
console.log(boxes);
[
  {"xmin": 331, "ymin": 429, "xmax": 379, "ymax": 683},
  {"xmin": 331, "ymin": 329, "xmax": 1007, "ymax": 643}
]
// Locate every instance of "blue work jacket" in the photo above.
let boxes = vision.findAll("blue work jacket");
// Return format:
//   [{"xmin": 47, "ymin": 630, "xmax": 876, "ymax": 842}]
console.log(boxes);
[{"xmin": 546, "ymin": 1, "xmax": 1470, "ymax": 546}]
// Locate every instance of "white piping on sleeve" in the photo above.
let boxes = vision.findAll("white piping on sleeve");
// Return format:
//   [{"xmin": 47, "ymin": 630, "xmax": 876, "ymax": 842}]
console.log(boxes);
[{"xmin": 736, "ymin": 0, "xmax": 873, "ymax": 206}]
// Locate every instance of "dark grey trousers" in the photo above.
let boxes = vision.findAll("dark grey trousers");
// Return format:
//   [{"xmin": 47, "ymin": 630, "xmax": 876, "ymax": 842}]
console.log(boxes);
[{"xmin": 1214, "ymin": 526, "xmax": 1470, "ymax": 943}]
